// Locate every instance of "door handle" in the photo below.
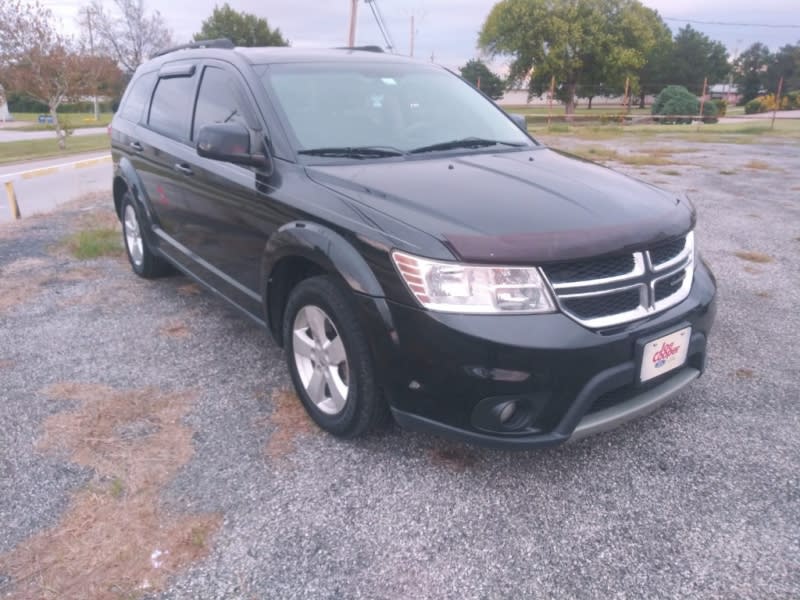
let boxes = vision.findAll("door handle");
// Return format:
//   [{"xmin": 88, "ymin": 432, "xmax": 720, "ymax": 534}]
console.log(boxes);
[
  {"xmin": 129, "ymin": 141, "xmax": 144, "ymax": 152},
  {"xmin": 174, "ymin": 163, "xmax": 194, "ymax": 176}
]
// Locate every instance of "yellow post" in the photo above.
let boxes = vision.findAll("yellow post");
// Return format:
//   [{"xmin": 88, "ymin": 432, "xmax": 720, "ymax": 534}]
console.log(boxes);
[{"xmin": 4, "ymin": 181, "xmax": 21, "ymax": 220}]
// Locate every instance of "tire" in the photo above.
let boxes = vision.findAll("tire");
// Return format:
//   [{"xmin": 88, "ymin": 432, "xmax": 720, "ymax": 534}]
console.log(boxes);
[
  {"xmin": 121, "ymin": 193, "xmax": 172, "ymax": 279},
  {"xmin": 282, "ymin": 275, "xmax": 386, "ymax": 438}
]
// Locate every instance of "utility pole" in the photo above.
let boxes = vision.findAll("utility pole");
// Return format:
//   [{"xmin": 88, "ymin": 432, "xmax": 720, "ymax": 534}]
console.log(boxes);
[
  {"xmin": 771, "ymin": 76, "xmax": 783, "ymax": 131},
  {"xmin": 409, "ymin": 15, "xmax": 415, "ymax": 57},
  {"xmin": 699, "ymin": 76, "xmax": 708, "ymax": 122},
  {"xmin": 348, "ymin": 0, "xmax": 358, "ymax": 47},
  {"xmin": 84, "ymin": 7, "xmax": 99, "ymax": 121}
]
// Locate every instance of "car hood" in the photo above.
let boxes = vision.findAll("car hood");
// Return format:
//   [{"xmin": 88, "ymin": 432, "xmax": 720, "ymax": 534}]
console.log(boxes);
[{"xmin": 306, "ymin": 148, "xmax": 695, "ymax": 263}]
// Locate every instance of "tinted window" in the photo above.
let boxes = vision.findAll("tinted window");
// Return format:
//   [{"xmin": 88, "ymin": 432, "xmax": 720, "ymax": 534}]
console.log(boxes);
[
  {"xmin": 262, "ymin": 63, "xmax": 532, "ymax": 153},
  {"xmin": 193, "ymin": 67, "xmax": 248, "ymax": 138},
  {"xmin": 148, "ymin": 74, "xmax": 197, "ymax": 140},
  {"xmin": 118, "ymin": 72, "xmax": 156, "ymax": 123}
]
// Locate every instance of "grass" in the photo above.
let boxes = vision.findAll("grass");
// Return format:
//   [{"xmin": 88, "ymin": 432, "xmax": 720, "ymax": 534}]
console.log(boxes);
[
  {"xmin": 5, "ymin": 112, "xmax": 113, "ymax": 131},
  {"xmin": 2, "ymin": 382, "xmax": 221, "ymax": 598},
  {"xmin": 507, "ymin": 105, "xmax": 651, "ymax": 117},
  {"xmin": 109, "ymin": 477, "xmax": 125, "ymax": 499},
  {"xmin": 734, "ymin": 250, "xmax": 774, "ymax": 264},
  {"xmin": 567, "ymin": 145, "xmax": 678, "ymax": 166},
  {"xmin": 65, "ymin": 227, "xmax": 121, "ymax": 259},
  {"xmin": 528, "ymin": 118, "xmax": 800, "ymax": 144},
  {"xmin": 0, "ymin": 134, "xmax": 109, "ymax": 165},
  {"xmin": 743, "ymin": 159, "xmax": 772, "ymax": 170}
]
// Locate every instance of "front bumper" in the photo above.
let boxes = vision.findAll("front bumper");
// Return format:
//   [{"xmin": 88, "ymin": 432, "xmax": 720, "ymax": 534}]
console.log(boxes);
[{"xmin": 357, "ymin": 261, "xmax": 716, "ymax": 449}]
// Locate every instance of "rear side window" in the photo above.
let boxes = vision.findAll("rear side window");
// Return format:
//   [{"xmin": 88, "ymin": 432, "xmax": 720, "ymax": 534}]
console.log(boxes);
[
  {"xmin": 193, "ymin": 67, "xmax": 248, "ymax": 139},
  {"xmin": 148, "ymin": 74, "xmax": 197, "ymax": 141},
  {"xmin": 118, "ymin": 72, "xmax": 156, "ymax": 123}
]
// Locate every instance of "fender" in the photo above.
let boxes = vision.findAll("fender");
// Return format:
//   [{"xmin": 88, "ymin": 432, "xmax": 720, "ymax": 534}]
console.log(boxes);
[
  {"xmin": 262, "ymin": 220, "xmax": 387, "ymax": 298},
  {"xmin": 261, "ymin": 221, "xmax": 398, "ymax": 347}
]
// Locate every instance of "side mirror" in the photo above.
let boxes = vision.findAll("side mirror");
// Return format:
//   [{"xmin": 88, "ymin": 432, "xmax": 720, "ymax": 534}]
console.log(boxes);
[
  {"xmin": 196, "ymin": 122, "xmax": 272, "ymax": 173},
  {"xmin": 509, "ymin": 113, "xmax": 528, "ymax": 132}
]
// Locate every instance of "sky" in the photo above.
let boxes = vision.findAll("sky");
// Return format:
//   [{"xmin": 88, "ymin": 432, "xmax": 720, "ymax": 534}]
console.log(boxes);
[{"xmin": 41, "ymin": 0, "xmax": 800, "ymax": 70}]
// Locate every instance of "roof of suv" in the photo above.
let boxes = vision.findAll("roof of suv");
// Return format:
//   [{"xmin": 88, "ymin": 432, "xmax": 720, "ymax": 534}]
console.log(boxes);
[{"xmin": 148, "ymin": 45, "xmax": 420, "ymax": 68}]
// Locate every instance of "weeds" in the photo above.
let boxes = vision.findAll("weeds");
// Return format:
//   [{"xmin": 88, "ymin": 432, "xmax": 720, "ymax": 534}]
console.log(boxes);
[
  {"xmin": 744, "ymin": 159, "xmax": 772, "ymax": 170},
  {"xmin": 65, "ymin": 228, "xmax": 122, "ymax": 260},
  {"xmin": 735, "ymin": 251, "xmax": 774, "ymax": 264}
]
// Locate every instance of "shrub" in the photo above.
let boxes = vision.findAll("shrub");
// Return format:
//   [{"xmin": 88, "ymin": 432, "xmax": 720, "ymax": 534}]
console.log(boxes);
[
  {"xmin": 652, "ymin": 86, "xmax": 699, "ymax": 124},
  {"xmin": 786, "ymin": 90, "xmax": 800, "ymax": 110},
  {"xmin": 702, "ymin": 100, "xmax": 719, "ymax": 124},
  {"xmin": 745, "ymin": 98, "xmax": 765, "ymax": 114},
  {"xmin": 711, "ymin": 99, "xmax": 727, "ymax": 117},
  {"xmin": 745, "ymin": 94, "xmax": 792, "ymax": 114}
]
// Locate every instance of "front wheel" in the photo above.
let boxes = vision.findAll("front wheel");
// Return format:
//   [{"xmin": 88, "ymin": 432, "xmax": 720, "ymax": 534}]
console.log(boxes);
[{"xmin": 282, "ymin": 276, "xmax": 386, "ymax": 438}]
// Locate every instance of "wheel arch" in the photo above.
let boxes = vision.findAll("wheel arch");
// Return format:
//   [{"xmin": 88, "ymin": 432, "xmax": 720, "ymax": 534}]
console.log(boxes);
[
  {"xmin": 262, "ymin": 221, "xmax": 387, "ymax": 346},
  {"xmin": 113, "ymin": 157, "xmax": 149, "ymax": 219}
]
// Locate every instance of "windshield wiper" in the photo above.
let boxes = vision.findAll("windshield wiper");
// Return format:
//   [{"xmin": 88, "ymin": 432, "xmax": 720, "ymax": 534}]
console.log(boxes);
[
  {"xmin": 409, "ymin": 138, "xmax": 526, "ymax": 154},
  {"xmin": 298, "ymin": 146, "xmax": 406, "ymax": 159}
]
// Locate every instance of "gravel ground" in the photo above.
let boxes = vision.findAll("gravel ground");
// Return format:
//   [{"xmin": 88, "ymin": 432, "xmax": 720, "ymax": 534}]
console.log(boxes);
[{"xmin": 0, "ymin": 137, "xmax": 798, "ymax": 599}]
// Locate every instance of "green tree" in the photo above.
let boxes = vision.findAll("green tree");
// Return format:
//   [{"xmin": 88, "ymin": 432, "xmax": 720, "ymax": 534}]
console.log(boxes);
[
  {"xmin": 636, "ymin": 14, "xmax": 673, "ymax": 108},
  {"xmin": 196, "ymin": 3, "xmax": 288, "ymax": 47},
  {"xmin": 459, "ymin": 59, "xmax": 505, "ymax": 100},
  {"xmin": 766, "ymin": 42, "xmax": 800, "ymax": 94},
  {"xmin": 669, "ymin": 25, "xmax": 729, "ymax": 95},
  {"xmin": 479, "ymin": 0, "xmax": 663, "ymax": 114},
  {"xmin": 734, "ymin": 43, "xmax": 772, "ymax": 104}
]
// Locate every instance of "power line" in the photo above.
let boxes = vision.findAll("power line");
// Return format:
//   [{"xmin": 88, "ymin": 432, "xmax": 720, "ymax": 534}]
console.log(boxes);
[
  {"xmin": 365, "ymin": 0, "xmax": 395, "ymax": 52},
  {"xmin": 663, "ymin": 16, "xmax": 800, "ymax": 29}
]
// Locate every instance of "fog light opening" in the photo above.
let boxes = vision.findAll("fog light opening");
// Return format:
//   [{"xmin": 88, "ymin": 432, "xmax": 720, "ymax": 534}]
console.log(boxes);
[{"xmin": 498, "ymin": 400, "xmax": 517, "ymax": 424}]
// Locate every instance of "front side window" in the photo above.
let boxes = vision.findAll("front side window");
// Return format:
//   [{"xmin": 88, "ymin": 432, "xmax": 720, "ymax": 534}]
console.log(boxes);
[
  {"xmin": 260, "ymin": 62, "xmax": 533, "ymax": 156},
  {"xmin": 193, "ymin": 67, "xmax": 249, "ymax": 139},
  {"xmin": 148, "ymin": 73, "xmax": 197, "ymax": 140}
]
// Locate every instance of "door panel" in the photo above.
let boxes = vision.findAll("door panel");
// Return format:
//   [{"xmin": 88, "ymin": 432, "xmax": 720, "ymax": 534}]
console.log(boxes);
[
  {"xmin": 137, "ymin": 69, "xmax": 198, "ymax": 249},
  {"xmin": 178, "ymin": 65, "xmax": 284, "ymax": 311}
]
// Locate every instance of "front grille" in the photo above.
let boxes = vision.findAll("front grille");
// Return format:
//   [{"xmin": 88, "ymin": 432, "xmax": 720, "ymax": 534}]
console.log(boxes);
[
  {"xmin": 655, "ymin": 272, "xmax": 686, "ymax": 301},
  {"xmin": 650, "ymin": 237, "xmax": 686, "ymax": 266},
  {"xmin": 562, "ymin": 289, "xmax": 641, "ymax": 320},
  {"xmin": 544, "ymin": 233, "xmax": 694, "ymax": 328},
  {"xmin": 542, "ymin": 254, "xmax": 635, "ymax": 284}
]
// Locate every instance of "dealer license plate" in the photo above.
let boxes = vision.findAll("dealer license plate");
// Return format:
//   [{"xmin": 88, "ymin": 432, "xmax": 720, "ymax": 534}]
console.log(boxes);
[{"xmin": 640, "ymin": 326, "xmax": 691, "ymax": 382}]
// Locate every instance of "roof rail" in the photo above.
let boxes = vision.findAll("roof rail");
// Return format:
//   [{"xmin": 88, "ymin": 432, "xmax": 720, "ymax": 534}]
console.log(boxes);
[
  {"xmin": 336, "ymin": 45, "xmax": 385, "ymax": 53},
  {"xmin": 152, "ymin": 38, "xmax": 235, "ymax": 59}
]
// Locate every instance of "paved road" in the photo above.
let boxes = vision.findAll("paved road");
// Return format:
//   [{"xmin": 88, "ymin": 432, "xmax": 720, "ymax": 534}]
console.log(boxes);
[
  {"xmin": 0, "ymin": 126, "xmax": 107, "ymax": 143},
  {"xmin": 0, "ymin": 152, "xmax": 111, "ymax": 222}
]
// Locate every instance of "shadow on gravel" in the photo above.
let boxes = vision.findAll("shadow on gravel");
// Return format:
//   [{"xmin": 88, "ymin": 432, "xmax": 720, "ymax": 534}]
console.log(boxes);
[{"xmin": 0, "ymin": 383, "xmax": 221, "ymax": 599}]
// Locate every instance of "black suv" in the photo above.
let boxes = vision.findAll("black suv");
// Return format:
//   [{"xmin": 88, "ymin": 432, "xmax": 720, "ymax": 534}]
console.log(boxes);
[{"xmin": 110, "ymin": 42, "xmax": 716, "ymax": 448}]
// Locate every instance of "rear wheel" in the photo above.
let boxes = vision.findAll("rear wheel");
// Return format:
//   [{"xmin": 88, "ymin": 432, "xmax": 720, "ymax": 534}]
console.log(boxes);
[
  {"xmin": 283, "ymin": 276, "xmax": 386, "ymax": 437},
  {"xmin": 121, "ymin": 193, "xmax": 172, "ymax": 279}
]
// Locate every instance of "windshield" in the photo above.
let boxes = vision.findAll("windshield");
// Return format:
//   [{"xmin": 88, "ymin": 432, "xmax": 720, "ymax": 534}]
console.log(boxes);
[{"xmin": 259, "ymin": 62, "xmax": 534, "ymax": 156}]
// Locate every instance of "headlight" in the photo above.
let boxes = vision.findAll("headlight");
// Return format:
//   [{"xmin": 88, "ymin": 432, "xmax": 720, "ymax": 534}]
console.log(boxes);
[{"xmin": 392, "ymin": 251, "xmax": 555, "ymax": 314}]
